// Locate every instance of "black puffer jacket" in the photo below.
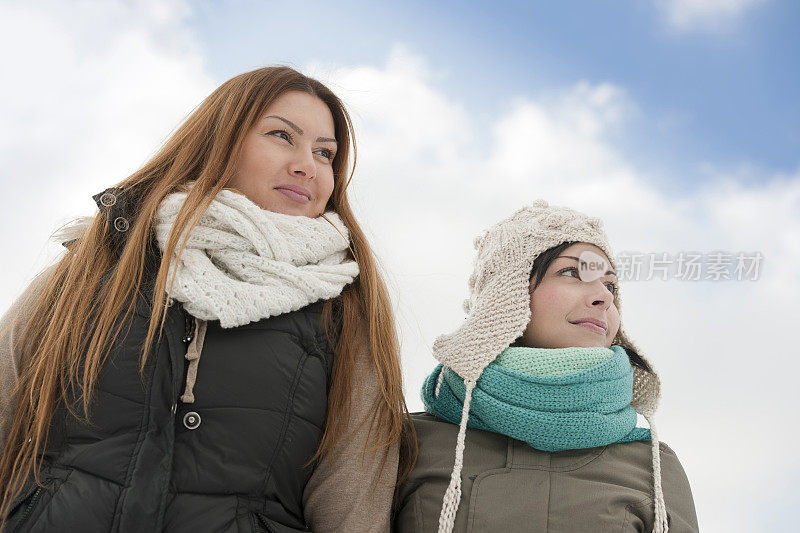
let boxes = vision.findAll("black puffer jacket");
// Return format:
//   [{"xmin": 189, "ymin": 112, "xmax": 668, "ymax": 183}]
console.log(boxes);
[{"xmin": 4, "ymin": 186, "xmax": 338, "ymax": 532}]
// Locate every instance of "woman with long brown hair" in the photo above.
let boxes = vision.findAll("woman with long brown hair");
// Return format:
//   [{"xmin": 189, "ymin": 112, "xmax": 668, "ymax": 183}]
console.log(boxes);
[{"xmin": 0, "ymin": 66, "xmax": 412, "ymax": 532}]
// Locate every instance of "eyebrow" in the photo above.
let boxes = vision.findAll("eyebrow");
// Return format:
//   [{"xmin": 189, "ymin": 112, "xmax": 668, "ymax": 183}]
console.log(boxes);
[
  {"xmin": 557, "ymin": 255, "xmax": 616, "ymax": 277},
  {"xmin": 265, "ymin": 115, "xmax": 337, "ymax": 144}
]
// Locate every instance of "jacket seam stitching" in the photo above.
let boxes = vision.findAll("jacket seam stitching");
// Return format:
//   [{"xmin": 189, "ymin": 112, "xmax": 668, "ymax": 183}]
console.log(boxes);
[
  {"xmin": 156, "ymin": 311, "xmax": 184, "ymax": 528},
  {"xmin": 466, "ymin": 466, "xmax": 513, "ymax": 531},
  {"xmin": 110, "ymin": 322, "xmax": 162, "ymax": 532},
  {"xmin": 50, "ymin": 463, "xmax": 121, "ymax": 487},
  {"xmin": 259, "ymin": 351, "xmax": 310, "ymax": 500},
  {"xmin": 545, "ymin": 453, "xmax": 551, "ymax": 533},
  {"xmin": 506, "ymin": 443, "xmax": 608, "ymax": 472},
  {"xmin": 413, "ymin": 490, "xmax": 424, "ymax": 531},
  {"xmin": 621, "ymin": 504, "xmax": 633, "ymax": 533},
  {"xmin": 508, "ymin": 453, "xmax": 606, "ymax": 472}
]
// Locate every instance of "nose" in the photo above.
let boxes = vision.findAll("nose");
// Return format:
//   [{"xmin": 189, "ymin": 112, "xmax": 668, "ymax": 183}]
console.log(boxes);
[
  {"xmin": 586, "ymin": 280, "xmax": 613, "ymax": 310},
  {"xmin": 289, "ymin": 149, "xmax": 316, "ymax": 180}
]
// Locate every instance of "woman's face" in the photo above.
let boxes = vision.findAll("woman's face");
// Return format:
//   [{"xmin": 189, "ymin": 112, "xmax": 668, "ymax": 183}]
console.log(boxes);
[
  {"xmin": 517, "ymin": 242, "xmax": 621, "ymax": 349},
  {"xmin": 229, "ymin": 91, "xmax": 337, "ymax": 217}
]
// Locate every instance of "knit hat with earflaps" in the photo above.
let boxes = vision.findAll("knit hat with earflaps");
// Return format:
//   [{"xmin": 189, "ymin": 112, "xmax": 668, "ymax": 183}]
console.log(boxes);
[{"xmin": 431, "ymin": 199, "xmax": 668, "ymax": 533}]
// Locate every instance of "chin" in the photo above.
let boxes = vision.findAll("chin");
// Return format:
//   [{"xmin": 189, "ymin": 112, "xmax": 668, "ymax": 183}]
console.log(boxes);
[
  {"xmin": 572, "ymin": 338, "xmax": 607, "ymax": 348},
  {"xmin": 270, "ymin": 203, "xmax": 309, "ymax": 217}
]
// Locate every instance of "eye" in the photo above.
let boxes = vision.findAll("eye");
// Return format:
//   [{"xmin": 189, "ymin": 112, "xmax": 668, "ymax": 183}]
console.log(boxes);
[
  {"xmin": 267, "ymin": 130, "xmax": 292, "ymax": 143},
  {"xmin": 314, "ymin": 148, "xmax": 335, "ymax": 161},
  {"xmin": 604, "ymin": 281, "xmax": 618, "ymax": 295},
  {"xmin": 559, "ymin": 266, "xmax": 618, "ymax": 295},
  {"xmin": 557, "ymin": 266, "xmax": 580, "ymax": 278}
]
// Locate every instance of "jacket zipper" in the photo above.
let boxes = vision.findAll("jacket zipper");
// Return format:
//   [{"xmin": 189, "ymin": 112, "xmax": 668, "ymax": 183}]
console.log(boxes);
[
  {"xmin": 182, "ymin": 309, "xmax": 195, "ymax": 344},
  {"xmin": 253, "ymin": 512, "xmax": 276, "ymax": 533},
  {"xmin": 175, "ymin": 306, "xmax": 194, "ymax": 414},
  {"xmin": 19, "ymin": 486, "xmax": 43, "ymax": 524}
]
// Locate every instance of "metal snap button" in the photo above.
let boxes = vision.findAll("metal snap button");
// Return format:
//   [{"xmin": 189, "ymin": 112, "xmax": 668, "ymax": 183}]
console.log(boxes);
[
  {"xmin": 183, "ymin": 411, "xmax": 201, "ymax": 430},
  {"xmin": 99, "ymin": 192, "xmax": 117, "ymax": 207},
  {"xmin": 113, "ymin": 217, "xmax": 130, "ymax": 232}
]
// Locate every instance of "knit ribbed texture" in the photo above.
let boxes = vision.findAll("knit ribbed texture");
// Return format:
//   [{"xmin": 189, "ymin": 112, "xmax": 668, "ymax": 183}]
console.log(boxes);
[
  {"xmin": 154, "ymin": 185, "xmax": 359, "ymax": 328},
  {"xmin": 423, "ymin": 345, "xmax": 651, "ymax": 452},
  {"xmin": 495, "ymin": 345, "xmax": 614, "ymax": 375}
]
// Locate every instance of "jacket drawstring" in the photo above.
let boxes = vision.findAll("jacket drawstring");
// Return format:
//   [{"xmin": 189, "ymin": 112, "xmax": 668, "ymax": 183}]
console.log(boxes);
[{"xmin": 180, "ymin": 317, "xmax": 207, "ymax": 404}]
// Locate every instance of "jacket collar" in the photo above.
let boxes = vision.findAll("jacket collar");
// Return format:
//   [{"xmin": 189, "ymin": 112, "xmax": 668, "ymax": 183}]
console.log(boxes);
[
  {"xmin": 91, "ymin": 186, "xmax": 139, "ymax": 254},
  {"xmin": 91, "ymin": 185, "xmax": 161, "ymax": 282}
]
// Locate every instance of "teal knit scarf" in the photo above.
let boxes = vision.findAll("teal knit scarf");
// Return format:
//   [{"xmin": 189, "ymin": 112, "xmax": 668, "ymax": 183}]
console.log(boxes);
[{"xmin": 422, "ymin": 344, "xmax": 651, "ymax": 452}]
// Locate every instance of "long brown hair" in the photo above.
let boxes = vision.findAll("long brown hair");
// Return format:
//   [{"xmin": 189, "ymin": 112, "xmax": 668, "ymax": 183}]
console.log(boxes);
[{"xmin": 0, "ymin": 66, "xmax": 416, "ymax": 523}]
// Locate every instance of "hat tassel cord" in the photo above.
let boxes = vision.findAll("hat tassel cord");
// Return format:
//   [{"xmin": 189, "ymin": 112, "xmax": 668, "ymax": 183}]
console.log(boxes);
[
  {"xmin": 437, "ymin": 379, "xmax": 476, "ymax": 533},
  {"xmin": 646, "ymin": 414, "xmax": 668, "ymax": 533}
]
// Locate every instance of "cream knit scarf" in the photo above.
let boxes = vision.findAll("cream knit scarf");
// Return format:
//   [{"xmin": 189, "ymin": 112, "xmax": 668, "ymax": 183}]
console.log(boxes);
[{"xmin": 154, "ymin": 186, "xmax": 359, "ymax": 328}]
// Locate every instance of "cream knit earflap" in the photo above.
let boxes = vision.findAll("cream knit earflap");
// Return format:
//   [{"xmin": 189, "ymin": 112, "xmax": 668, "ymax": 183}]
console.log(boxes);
[{"xmin": 432, "ymin": 200, "xmax": 667, "ymax": 533}]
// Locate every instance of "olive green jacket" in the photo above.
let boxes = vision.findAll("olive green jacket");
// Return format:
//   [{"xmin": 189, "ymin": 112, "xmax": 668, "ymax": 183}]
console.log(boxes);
[{"xmin": 395, "ymin": 413, "xmax": 698, "ymax": 532}]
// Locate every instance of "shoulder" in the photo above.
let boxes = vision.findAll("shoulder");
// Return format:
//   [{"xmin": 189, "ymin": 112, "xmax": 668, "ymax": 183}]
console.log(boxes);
[
  {"xmin": 655, "ymin": 441, "xmax": 694, "ymax": 497},
  {"xmin": 605, "ymin": 440, "xmax": 690, "ymax": 480},
  {"xmin": 409, "ymin": 411, "xmax": 455, "ymax": 443},
  {"xmin": 404, "ymin": 412, "xmax": 508, "ymax": 482},
  {"xmin": 410, "ymin": 412, "xmax": 505, "ymax": 445},
  {"xmin": 602, "ymin": 439, "xmax": 688, "ymax": 477},
  {"xmin": 603, "ymin": 439, "xmax": 696, "ymax": 512},
  {"xmin": 1, "ymin": 264, "xmax": 60, "ymax": 339},
  {"xmin": 1, "ymin": 264, "xmax": 60, "ymax": 412},
  {"xmin": 604, "ymin": 439, "xmax": 698, "ymax": 529}
]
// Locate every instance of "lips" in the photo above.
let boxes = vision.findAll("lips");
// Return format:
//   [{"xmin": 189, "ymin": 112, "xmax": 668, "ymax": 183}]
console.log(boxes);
[
  {"xmin": 274, "ymin": 185, "xmax": 311, "ymax": 205},
  {"xmin": 569, "ymin": 318, "xmax": 608, "ymax": 335}
]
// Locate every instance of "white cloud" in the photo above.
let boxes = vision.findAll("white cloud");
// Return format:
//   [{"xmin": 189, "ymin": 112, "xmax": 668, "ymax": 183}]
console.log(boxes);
[
  {"xmin": 0, "ymin": 0, "xmax": 214, "ymax": 303},
  {"xmin": 654, "ymin": 0, "xmax": 769, "ymax": 33}
]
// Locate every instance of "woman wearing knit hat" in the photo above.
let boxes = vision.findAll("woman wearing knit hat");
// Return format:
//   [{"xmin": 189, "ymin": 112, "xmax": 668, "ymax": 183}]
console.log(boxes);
[
  {"xmin": 395, "ymin": 200, "xmax": 698, "ymax": 533},
  {"xmin": 0, "ymin": 67, "xmax": 411, "ymax": 532}
]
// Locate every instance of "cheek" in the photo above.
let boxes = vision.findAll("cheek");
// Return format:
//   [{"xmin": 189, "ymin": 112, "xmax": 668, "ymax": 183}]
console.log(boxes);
[
  {"xmin": 531, "ymin": 283, "xmax": 567, "ymax": 310},
  {"xmin": 235, "ymin": 143, "xmax": 265, "ymax": 183},
  {"xmin": 316, "ymin": 171, "xmax": 336, "ymax": 205},
  {"xmin": 529, "ymin": 284, "xmax": 568, "ymax": 321},
  {"xmin": 608, "ymin": 303, "xmax": 622, "ymax": 331}
]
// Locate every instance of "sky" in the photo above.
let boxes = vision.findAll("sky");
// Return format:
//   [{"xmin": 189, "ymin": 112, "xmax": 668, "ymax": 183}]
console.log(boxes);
[
  {"xmin": 188, "ymin": 0, "xmax": 800, "ymax": 192},
  {"xmin": 0, "ymin": 1, "xmax": 798, "ymax": 531}
]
